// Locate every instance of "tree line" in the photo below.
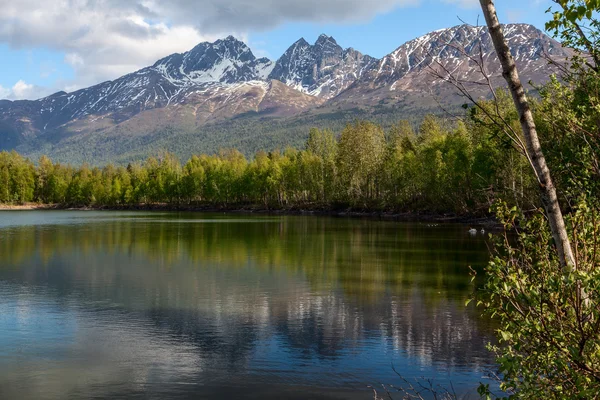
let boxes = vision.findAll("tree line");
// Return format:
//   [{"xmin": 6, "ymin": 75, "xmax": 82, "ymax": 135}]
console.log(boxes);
[{"xmin": 0, "ymin": 95, "xmax": 543, "ymax": 215}]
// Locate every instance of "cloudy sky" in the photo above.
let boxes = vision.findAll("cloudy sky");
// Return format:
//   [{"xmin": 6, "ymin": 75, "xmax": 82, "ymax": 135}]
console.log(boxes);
[{"xmin": 0, "ymin": 0, "xmax": 554, "ymax": 100}]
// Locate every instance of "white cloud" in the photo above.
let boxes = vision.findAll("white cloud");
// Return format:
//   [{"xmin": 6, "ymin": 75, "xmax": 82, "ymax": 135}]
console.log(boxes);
[
  {"xmin": 11, "ymin": 80, "xmax": 34, "ymax": 99},
  {"xmin": 0, "ymin": 0, "xmax": 420, "ymax": 98},
  {"xmin": 0, "ymin": 85, "xmax": 9, "ymax": 99},
  {"xmin": 0, "ymin": 80, "xmax": 52, "ymax": 100},
  {"xmin": 64, "ymin": 53, "xmax": 84, "ymax": 68}
]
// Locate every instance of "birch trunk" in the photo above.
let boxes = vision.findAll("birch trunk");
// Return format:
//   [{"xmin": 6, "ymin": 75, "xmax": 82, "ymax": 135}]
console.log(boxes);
[{"xmin": 479, "ymin": 0, "xmax": 576, "ymax": 268}]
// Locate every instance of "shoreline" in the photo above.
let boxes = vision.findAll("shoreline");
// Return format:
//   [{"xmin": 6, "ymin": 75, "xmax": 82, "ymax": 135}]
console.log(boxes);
[{"xmin": 0, "ymin": 203, "xmax": 498, "ymax": 225}]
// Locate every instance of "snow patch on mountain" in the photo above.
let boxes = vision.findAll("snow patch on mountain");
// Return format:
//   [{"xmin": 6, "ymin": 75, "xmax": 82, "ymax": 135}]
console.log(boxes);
[
  {"xmin": 268, "ymin": 34, "xmax": 378, "ymax": 99},
  {"xmin": 365, "ymin": 23, "xmax": 569, "ymax": 90}
]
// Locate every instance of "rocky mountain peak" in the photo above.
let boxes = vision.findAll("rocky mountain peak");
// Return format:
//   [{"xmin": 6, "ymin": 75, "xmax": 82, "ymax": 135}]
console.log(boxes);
[
  {"xmin": 291, "ymin": 37, "xmax": 311, "ymax": 49},
  {"xmin": 364, "ymin": 23, "xmax": 570, "ymax": 87},
  {"xmin": 183, "ymin": 36, "xmax": 256, "ymax": 69},
  {"xmin": 268, "ymin": 34, "xmax": 376, "ymax": 98},
  {"xmin": 315, "ymin": 34, "xmax": 339, "ymax": 48},
  {"xmin": 313, "ymin": 34, "xmax": 343, "ymax": 60},
  {"xmin": 149, "ymin": 35, "xmax": 270, "ymax": 86}
]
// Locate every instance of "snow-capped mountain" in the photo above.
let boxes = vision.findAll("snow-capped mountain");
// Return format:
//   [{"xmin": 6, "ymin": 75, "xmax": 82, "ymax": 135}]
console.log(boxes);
[
  {"xmin": 334, "ymin": 23, "xmax": 569, "ymax": 106},
  {"xmin": 153, "ymin": 36, "xmax": 274, "ymax": 85},
  {"xmin": 388, "ymin": 23, "xmax": 564, "ymax": 82},
  {"xmin": 2, "ymin": 37, "xmax": 278, "ymax": 131},
  {"xmin": 0, "ymin": 24, "xmax": 572, "ymax": 162},
  {"xmin": 268, "ymin": 34, "xmax": 378, "ymax": 98}
]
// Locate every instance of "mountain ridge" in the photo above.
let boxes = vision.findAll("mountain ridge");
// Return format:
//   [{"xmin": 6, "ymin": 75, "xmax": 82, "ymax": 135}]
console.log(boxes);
[{"xmin": 0, "ymin": 23, "xmax": 572, "ymax": 164}]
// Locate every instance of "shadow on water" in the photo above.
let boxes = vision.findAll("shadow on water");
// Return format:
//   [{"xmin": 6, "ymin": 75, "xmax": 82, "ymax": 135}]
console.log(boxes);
[{"xmin": 0, "ymin": 211, "xmax": 497, "ymax": 399}]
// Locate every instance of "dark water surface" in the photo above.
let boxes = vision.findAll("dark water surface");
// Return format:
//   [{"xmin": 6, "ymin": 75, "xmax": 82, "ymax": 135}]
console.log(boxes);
[{"xmin": 0, "ymin": 211, "xmax": 495, "ymax": 399}]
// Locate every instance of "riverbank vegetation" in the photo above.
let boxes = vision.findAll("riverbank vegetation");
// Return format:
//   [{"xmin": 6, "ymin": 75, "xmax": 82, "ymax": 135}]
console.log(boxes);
[
  {"xmin": 0, "ymin": 94, "xmax": 545, "ymax": 216},
  {"xmin": 470, "ymin": 1, "xmax": 600, "ymax": 399}
]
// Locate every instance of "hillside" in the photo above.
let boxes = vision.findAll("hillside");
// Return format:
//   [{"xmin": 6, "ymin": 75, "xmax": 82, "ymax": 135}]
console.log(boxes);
[{"xmin": 0, "ymin": 23, "xmax": 571, "ymax": 164}]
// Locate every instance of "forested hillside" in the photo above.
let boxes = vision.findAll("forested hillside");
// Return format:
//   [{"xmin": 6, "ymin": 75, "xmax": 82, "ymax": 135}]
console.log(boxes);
[
  {"xmin": 0, "ymin": 92, "xmax": 549, "ymax": 215},
  {"xmin": 18, "ymin": 106, "xmax": 422, "ymax": 166}
]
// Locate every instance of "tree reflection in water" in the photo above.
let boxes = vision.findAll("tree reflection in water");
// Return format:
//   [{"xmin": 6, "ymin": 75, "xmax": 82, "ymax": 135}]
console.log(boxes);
[{"xmin": 0, "ymin": 211, "xmax": 496, "ymax": 399}]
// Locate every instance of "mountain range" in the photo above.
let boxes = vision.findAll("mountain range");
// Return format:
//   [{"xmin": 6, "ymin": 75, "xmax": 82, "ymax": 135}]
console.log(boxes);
[{"xmin": 0, "ymin": 23, "xmax": 571, "ymax": 164}]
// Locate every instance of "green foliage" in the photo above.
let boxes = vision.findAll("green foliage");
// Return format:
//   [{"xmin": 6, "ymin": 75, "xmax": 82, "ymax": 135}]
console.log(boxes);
[
  {"xmin": 337, "ymin": 121, "xmax": 386, "ymax": 205},
  {"xmin": 306, "ymin": 128, "xmax": 338, "ymax": 202},
  {"xmin": 473, "ymin": 4, "xmax": 600, "ymax": 397},
  {"xmin": 18, "ymin": 106, "xmax": 435, "ymax": 167},
  {"xmin": 477, "ymin": 201, "xmax": 600, "ymax": 399},
  {"xmin": 0, "ymin": 113, "xmax": 537, "ymax": 214},
  {"xmin": 536, "ymin": 75, "xmax": 600, "ymax": 204},
  {"xmin": 546, "ymin": 0, "xmax": 600, "ymax": 71},
  {"xmin": 0, "ymin": 151, "xmax": 35, "ymax": 204},
  {"xmin": 541, "ymin": 2, "xmax": 600, "ymax": 204}
]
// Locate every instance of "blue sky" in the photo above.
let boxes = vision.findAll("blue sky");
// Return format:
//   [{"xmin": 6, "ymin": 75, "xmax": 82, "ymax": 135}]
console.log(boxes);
[{"xmin": 0, "ymin": 0, "xmax": 554, "ymax": 100}]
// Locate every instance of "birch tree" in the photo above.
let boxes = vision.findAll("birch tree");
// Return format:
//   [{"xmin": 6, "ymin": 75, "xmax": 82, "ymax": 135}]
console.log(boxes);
[
  {"xmin": 479, "ymin": 0, "xmax": 576, "ymax": 268},
  {"xmin": 472, "ymin": 1, "xmax": 600, "ymax": 397}
]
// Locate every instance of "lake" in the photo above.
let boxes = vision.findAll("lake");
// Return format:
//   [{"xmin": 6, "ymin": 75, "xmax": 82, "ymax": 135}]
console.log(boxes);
[{"xmin": 0, "ymin": 211, "xmax": 496, "ymax": 399}]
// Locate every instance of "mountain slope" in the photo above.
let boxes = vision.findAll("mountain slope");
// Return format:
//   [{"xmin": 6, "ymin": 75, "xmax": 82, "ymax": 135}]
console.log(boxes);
[
  {"xmin": 0, "ymin": 24, "xmax": 572, "ymax": 164},
  {"xmin": 332, "ymin": 23, "xmax": 570, "ymax": 107}
]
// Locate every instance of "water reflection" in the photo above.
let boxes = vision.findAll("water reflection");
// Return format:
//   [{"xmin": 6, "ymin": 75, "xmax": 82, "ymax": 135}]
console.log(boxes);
[{"xmin": 0, "ymin": 211, "xmax": 495, "ymax": 399}]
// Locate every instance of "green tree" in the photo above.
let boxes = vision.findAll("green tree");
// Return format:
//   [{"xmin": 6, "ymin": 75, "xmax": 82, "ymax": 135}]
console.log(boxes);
[
  {"xmin": 306, "ymin": 128, "xmax": 338, "ymax": 203},
  {"xmin": 337, "ymin": 121, "xmax": 385, "ymax": 205},
  {"xmin": 473, "ymin": 1, "xmax": 600, "ymax": 398},
  {"xmin": 182, "ymin": 155, "xmax": 206, "ymax": 203}
]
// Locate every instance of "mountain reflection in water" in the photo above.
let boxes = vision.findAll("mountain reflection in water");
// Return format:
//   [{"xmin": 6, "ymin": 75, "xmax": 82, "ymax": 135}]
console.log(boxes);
[{"xmin": 0, "ymin": 211, "xmax": 496, "ymax": 399}]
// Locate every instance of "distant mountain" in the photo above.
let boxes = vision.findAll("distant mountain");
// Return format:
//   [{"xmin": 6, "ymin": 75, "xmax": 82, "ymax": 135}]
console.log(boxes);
[
  {"xmin": 268, "ymin": 34, "xmax": 378, "ymax": 98},
  {"xmin": 0, "ymin": 24, "xmax": 572, "ymax": 164},
  {"xmin": 332, "ymin": 24, "xmax": 570, "ymax": 107}
]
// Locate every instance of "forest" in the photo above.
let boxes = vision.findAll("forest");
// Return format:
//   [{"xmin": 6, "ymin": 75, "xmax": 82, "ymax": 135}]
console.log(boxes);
[{"xmin": 0, "ymin": 91, "xmax": 554, "ymax": 215}]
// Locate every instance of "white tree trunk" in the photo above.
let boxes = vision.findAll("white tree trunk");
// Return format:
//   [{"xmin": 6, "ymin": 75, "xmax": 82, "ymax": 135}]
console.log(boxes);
[{"xmin": 479, "ymin": 0, "xmax": 576, "ymax": 268}]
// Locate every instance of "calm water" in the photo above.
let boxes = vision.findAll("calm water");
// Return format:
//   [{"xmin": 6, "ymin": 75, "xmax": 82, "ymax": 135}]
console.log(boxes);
[{"xmin": 0, "ymin": 211, "xmax": 496, "ymax": 399}]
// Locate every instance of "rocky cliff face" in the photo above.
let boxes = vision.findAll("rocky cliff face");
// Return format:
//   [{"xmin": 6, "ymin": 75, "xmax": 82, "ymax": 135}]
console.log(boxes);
[{"xmin": 268, "ymin": 34, "xmax": 377, "ymax": 98}]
